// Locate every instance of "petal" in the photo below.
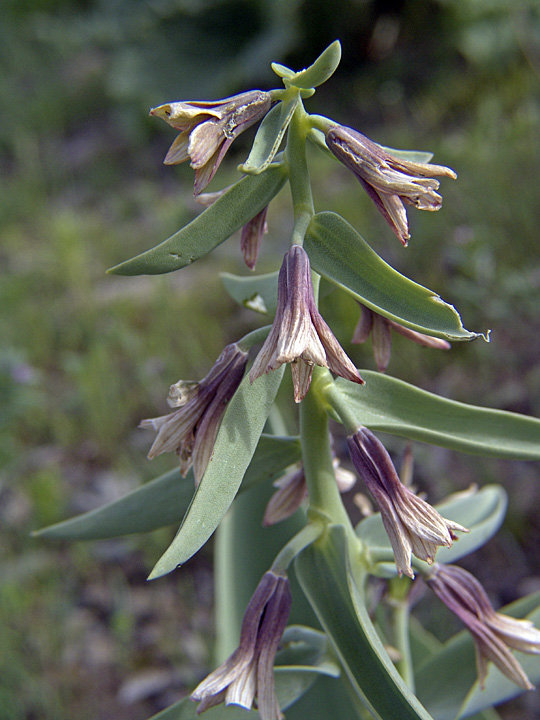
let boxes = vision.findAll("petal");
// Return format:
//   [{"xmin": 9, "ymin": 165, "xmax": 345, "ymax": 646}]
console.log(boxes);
[{"xmin": 164, "ymin": 132, "xmax": 191, "ymax": 165}]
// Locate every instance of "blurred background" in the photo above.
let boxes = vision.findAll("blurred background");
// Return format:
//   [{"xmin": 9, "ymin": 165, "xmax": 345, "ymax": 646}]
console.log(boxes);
[{"xmin": 1, "ymin": 0, "xmax": 540, "ymax": 718}]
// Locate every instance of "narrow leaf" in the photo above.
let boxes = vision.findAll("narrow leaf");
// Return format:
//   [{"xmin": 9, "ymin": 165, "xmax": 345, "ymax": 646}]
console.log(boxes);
[
  {"xmin": 305, "ymin": 212, "xmax": 483, "ymax": 341},
  {"xmin": 108, "ymin": 166, "xmax": 287, "ymax": 276},
  {"xmin": 357, "ymin": 485, "xmax": 508, "ymax": 574},
  {"xmin": 148, "ymin": 368, "xmax": 285, "ymax": 579},
  {"xmin": 220, "ymin": 270, "xmax": 278, "ymax": 315},
  {"xmin": 272, "ymin": 62, "xmax": 295, "ymax": 79},
  {"xmin": 33, "ymin": 435, "xmax": 300, "ymax": 541},
  {"xmin": 239, "ymin": 99, "xmax": 298, "ymax": 174},
  {"xmin": 334, "ymin": 372, "xmax": 540, "ymax": 460},
  {"xmin": 288, "ymin": 41, "xmax": 342, "ymax": 89},
  {"xmin": 296, "ymin": 525, "xmax": 435, "ymax": 720}
]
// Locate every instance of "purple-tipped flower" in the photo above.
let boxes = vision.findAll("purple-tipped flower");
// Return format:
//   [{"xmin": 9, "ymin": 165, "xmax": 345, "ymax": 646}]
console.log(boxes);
[
  {"xmin": 347, "ymin": 427, "xmax": 468, "ymax": 578},
  {"xmin": 353, "ymin": 303, "xmax": 451, "ymax": 372},
  {"xmin": 150, "ymin": 90, "xmax": 273, "ymax": 194},
  {"xmin": 263, "ymin": 457, "xmax": 355, "ymax": 526},
  {"xmin": 249, "ymin": 245, "xmax": 364, "ymax": 402},
  {"xmin": 140, "ymin": 343, "xmax": 248, "ymax": 484},
  {"xmin": 427, "ymin": 564, "xmax": 540, "ymax": 690},
  {"xmin": 191, "ymin": 570, "xmax": 292, "ymax": 720},
  {"xmin": 241, "ymin": 205, "xmax": 269, "ymax": 270},
  {"xmin": 325, "ymin": 125, "xmax": 457, "ymax": 246}
]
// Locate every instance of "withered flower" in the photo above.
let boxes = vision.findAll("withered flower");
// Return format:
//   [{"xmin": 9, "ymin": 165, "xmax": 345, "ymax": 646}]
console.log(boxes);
[
  {"xmin": 191, "ymin": 570, "xmax": 292, "ymax": 720},
  {"xmin": 427, "ymin": 563, "xmax": 540, "ymax": 690},
  {"xmin": 151, "ymin": 90, "xmax": 273, "ymax": 194},
  {"xmin": 326, "ymin": 124, "xmax": 457, "ymax": 246},
  {"xmin": 140, "ymin": 343, "xmax": 248, "ymax": 485},
  {"xmin": 353, "ymin": 303, "xmax": 451, "ymax": 372},
  {"xmin": 249, "ymin": 245, "xmax": 364, "ymax": 402},
  {"xmin": 263, "ymin": 457, "xmax": 355, "ymax": 526},
  {"xmin": 348, "ymin": 427, "xmax": 467, "ymax": 578}
]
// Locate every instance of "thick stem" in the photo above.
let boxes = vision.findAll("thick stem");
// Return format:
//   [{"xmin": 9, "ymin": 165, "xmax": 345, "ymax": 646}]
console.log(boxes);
[
  {"xmin": 323, "ymin": 377, "xmax": 361, "ymax": 433},
  {"xmin": 286, "ymin": 103, "xmax": 314, "ymax": 247}
]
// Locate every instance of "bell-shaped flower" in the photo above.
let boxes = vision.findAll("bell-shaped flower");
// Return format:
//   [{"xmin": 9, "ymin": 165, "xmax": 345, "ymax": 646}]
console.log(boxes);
[
  {"xmin": 191, "ymin": 570, "xmax": 292, "ymax": 720},
  {"xmin": 353, "ymin": 303, "xmax": 450, "ymax": 372},
  {"xmin": 325, "ymin": 124, "xmax": 457, "ymax": 245},
  {"xmin": 140, "ymin": 343, "xmax": 248, "ymax": 485},
  {"xmin": 150, "ymin": 90, "xmax": 273, "ymax": 194},
  {"xmin": 427, "ymin": 563, "xmax": 540, "ymax": 689},
  {"xmin": 249, "ymin": 245, "xmax": 364, "ymax": 402},
  {"xmin": 263, "ymin": 456, "xmax": 355, "ymax": 526},
  {"xmin": 347, "ymin": 427, "xmax": 467, "ymax": 578}
]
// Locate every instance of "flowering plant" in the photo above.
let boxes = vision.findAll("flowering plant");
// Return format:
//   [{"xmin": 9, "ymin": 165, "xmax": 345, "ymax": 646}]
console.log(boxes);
[{"xmin": 37, "ymin": 42, "xmax": 540, "ymax": 720}]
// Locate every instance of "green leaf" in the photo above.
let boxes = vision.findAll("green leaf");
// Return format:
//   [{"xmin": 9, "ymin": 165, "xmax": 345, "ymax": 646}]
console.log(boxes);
[
  {"xmin": 108, "ymin": 166, "xmax": 287, "ymax": 276},
  {"xmin": 148, "ymin": 368, "xmax": 285, "ymax": 579},
  {"xmin": 305, "ymin": 212, "xmax": 483, "ymax": 341},
  {"xmin": 33, "ymin": 435, "xmax": 301, "ymax": 541},
  {"xmin": 220, "ymin": 270, "xmax": 278, "ymax": 315},
  {"xmin": 239, "ymin": 99, "xmax": 298, "ymax": 175},
  {"xmin": 295, "ymin": 524, "xmax": 435, "ymax": 720},
  {"xmin": 414, "ymin": 593, "xmax": 540, "ymax": 720},
  {"xmin": 287, "ymin": 40, "xmax": 342, "ymax": 89},
  {"xmin": 357, "ymin": 485, "xmax": 507, "ymax": 575},
  {"xmin": 271, "ymin": 62, "xmax": 295, "ymax": 79},
  {"xmin": 333, "ymin": 372, "xmax": 540, "ymax": 460}
]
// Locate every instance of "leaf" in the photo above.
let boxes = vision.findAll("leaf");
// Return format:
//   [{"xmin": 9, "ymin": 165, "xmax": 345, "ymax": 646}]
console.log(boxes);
[
  {"xmin": 287, "ymin": 40, "xmax": 342, "ymax": 89},
  {"xmin": 295, "ymin": 524, "xmax": 435, "ymax": 720},
  {"xmin": 239, "ymin": 99, "xmax": 298, "ymax": 175},
  {"xmin": 414, "ymin": 593, "xmax": 540, "ymax": 720},
  {"xmin": 108, "ymin": 166, "xmax": 287, "ymax": 276},
  {"xmin": 271, "ymin": 62, "xmax": 295, "ymax": 79},
  {"xmin": 33, "ymin": 435, "xmax": 301, "ymax": 541},
  {"xmin": 357, "ymin": 485, "xmax": 508, "ymax": 575},
  {"xmin": 305, "ymin": 212, "xmax": 483, "ymax": 341},
  {"xmin": 333, "ymin": 372, "xmax": 540, "ymax": 460},
  {"xmin": 148, "ymin": 368, "xmax": 285, "ymax": 579},
  {"xmin": 220, "ymin": 270, "xmax": 279, "ymax": 315}
]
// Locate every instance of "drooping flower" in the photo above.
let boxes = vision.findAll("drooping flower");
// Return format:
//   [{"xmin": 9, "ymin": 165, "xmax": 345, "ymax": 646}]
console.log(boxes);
[
  {"xmin": 427, "ymin": 563, "xmax": 540, "ymax": 690},
  {"xmin": 249, "ymin": 245, "xmax": 364, "ymax": 402},
  {"xmin": 140, "ymin": 343, "xmax": 248, "ymax": 484},
  {"xmin": 191, "ymin": 570, "xmax": 292, "ymax": 720},
  {"xmin": 325, "ymin": 124, "xmax": 457, "ymax": 245},
  {"xmin": 352, "ymin": 302, "xmax": 451, "ymax": 372},
  {"xmin": 263, "ymin": 457, "xmax": 355, "ymax": 526},
  {"xmin": 150, "ymin": 90, "xmax": 273, "ymax": 194},
  {"xmin": 347, "ymin": 427, "xmax": 468, "ymax": 578}
]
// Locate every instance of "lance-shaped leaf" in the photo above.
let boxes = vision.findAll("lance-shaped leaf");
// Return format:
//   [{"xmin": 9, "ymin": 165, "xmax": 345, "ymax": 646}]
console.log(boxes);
[
  {"xmin": 333, "ymin": 372, "xmax": 540, "ymax": 460},
  {"xmin": 357, "ymin": 485, "xmax": 507, "ymax": 575},
  {"xmin": 286, "ymin": 40, "xmax": 342, "ymax": 89},
  {"xmin": 220, "ymin": 270, "xmax": 279, "ymax": 315},
  {"xmin": 33, "ymin": 435, "xmax": 301, "ymax": 541},
  {"xmin": 305, "ymin": 211, "xmax": 484, "ymax": 341},
  {"xmin": 296, "ymin": 524, "xmax": 435, "ymax": 720},
  {"xmin": 148, "ymin": 367, "xmax": 285, "ymax": 579},
  {"xmin": 239, "ymin": 99, "xmax": 298, "ymax": 175},
  {"xmin": 414, "ymin": 593, "xmax": 540, "ymax": 720},
  {"xmin": 108, "ymin": 165, "xmax": 287, "ymax": 276}
]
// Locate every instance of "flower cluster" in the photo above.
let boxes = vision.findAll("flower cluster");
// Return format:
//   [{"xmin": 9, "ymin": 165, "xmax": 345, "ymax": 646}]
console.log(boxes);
[
  {"xmin": 348, "ymin": 427, "xmax": 467, "ymax": 577},
  {"xmin": 427, "ymin": 563, "xmax": 540, "ymax": 689}
]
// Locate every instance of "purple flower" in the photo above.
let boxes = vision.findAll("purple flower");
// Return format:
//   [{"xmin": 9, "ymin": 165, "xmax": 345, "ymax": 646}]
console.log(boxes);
[
  {"xmin": 348, "ymin": 427, "xmax": 467, "ymax": 578},
  {"xmin": 191, "ymin": 570, "xmax": 292, "ymax": 720},
  {"xmin": 150, "ymin": 90, "xmax": 273, "ymax": 194},
  {"xmin": 427, "ymin": 563, "xmax": 540, "ymax": 689},
  {"xmin": 140, "ymin": 343, "xmax": 248, "ymax": 484},
  {"xmin": 352, "ymin": 303, "xmax": 450, "ymax": 372},
  {"xmin": 249, "ymin": 245, "xmax": 364, "ymax": 402},
  {"xmin": 326, "ymin": 125, "xmax": 457, "ymax": 245}
]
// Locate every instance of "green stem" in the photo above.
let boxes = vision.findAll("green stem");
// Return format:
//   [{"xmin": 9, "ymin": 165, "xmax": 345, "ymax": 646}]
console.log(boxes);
[
  {"xmin": 300, "ymin": 367, "xmax": 351, "ymax": 526},
  {"xmin": 286, "ymin": 102, "xmax": 314, "ymax": 248},
  {"xmin": 271, "ymin": 523, "xmax": 323, "ymax": 574},
  {"xmin": 391, "ymin": 592, "xmax": 415, "ymax": 692},
  {"xmin": 323, "ymin": 378, "xmax": 361, "ymax": 433}
]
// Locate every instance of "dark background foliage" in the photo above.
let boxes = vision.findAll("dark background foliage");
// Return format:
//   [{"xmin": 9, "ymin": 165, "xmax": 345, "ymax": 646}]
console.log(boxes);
[{"xmin": 1, "ymin": 1, "xmax": 540, "ymax": 718}]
